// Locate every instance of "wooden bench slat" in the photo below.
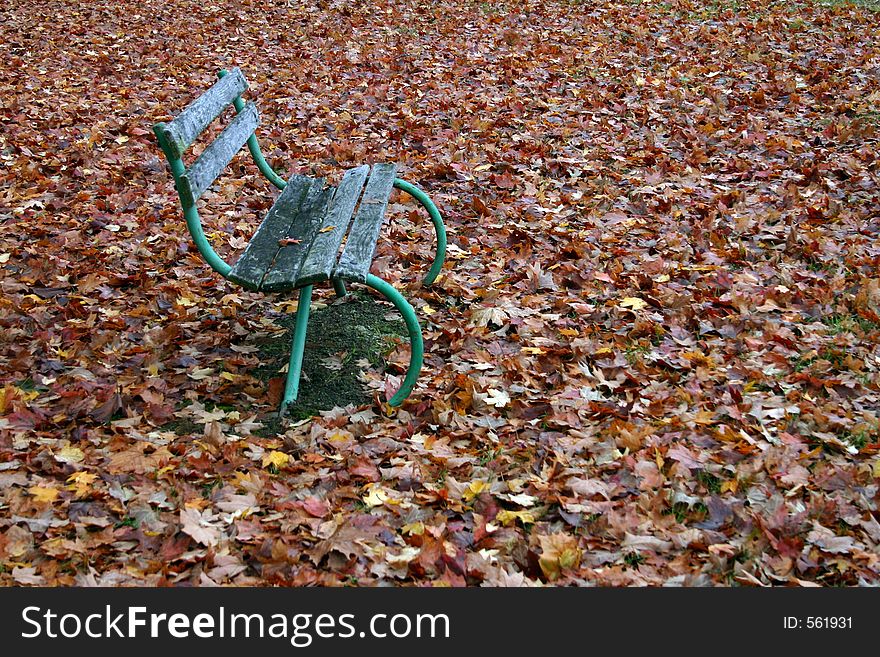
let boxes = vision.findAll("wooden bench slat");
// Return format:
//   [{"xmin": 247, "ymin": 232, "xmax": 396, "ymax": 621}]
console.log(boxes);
[
  {"xmin": 227, "ymin": 175, "xmax": 313, "ymax": 290},
  {"xmin": 333, "ymin": 163, "xmax": 397, "ymax": 283},
  {"xmin": 295, "ymin": 165, "xmax": 370, "ymax": 287},
  {"xmin": 261, "ymin": 181, "xmax": 334, "ymax": 292},
  {"xmin": 154, "ymin": 68, "xmax": 248, "ymax": 159},
  {"xmin": 178, "ymin": 101, "xmax": 259, "ymax": 207}
]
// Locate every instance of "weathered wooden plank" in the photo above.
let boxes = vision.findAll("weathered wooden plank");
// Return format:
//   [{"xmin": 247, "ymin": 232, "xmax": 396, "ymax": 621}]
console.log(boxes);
[
  {"xmin": 333, "ymin": 163, "xmax": 397, "ymax": 282},
  {"xmin": 177, "ymin": 101, "xmax": 259, "ymax": 207},
  {"xmin": 227, "ymin": 175, "xmax": 313, "ymax": 290},
  {"xmin": 295, "ymin": 165, "xmax": 370, "ymax": 287},
  {"xmin": 154, "ymin": 68, "xmax": 248, "ymax": 159},
  {"xmin": 261, "ymin": 180, "xmax": 334, "ymax": 292}
]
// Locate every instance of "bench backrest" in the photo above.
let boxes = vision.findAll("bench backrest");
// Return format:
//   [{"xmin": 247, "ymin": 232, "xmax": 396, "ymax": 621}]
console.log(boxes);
[{"xmin": 153, "ymin": 68, "xmax": 258, "ymax": 208}]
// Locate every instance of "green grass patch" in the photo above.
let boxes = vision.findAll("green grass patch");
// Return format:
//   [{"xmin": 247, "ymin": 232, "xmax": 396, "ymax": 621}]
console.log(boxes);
[
  {"xmin": 253, "ymin": 292, "xmax": 407, "ymax": 422},
  {"xmin": 623, "ymin": 552, "xmax": 646, "ymax": 567},
  {"xmin": 840, "ymin": 429, "xmax": 877, "ymax": 452},
  {"xmin": 696, "ymin": 470, "xmax": 723, "ymax": 494},
  {"xmin": 160, "ymin": 417, "xmax": 201, "ymax": 436},
  {"xmin": 822, "ymin": 313, "xmax": 879, "ymax": 335}
]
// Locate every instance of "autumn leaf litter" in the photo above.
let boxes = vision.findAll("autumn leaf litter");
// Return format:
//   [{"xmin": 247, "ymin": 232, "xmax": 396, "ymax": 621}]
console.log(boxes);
[{"xmin": 1, "ymin": 0, "xmax": 879, "ymax": 586}]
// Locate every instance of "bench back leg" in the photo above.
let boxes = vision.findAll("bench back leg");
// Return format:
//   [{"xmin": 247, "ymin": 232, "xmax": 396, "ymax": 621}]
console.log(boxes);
[
  {"xmin": 332, "ymin": 278, "xmax": 347, "ymax": 298},
  {"xmin": 392, "ymin": 178, "xmax": 447, "ymax": 286}
]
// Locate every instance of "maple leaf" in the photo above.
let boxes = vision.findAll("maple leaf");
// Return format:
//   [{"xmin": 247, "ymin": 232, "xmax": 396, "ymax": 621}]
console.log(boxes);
[
  {"xmin": 401, "ymin": 522, "xmax": 425, "ymax": 536},
  {"xmin": 806, "ymin": 523, "xmax": 857, "ymax": 555},
  {"xmin": 463, "ymin": 480, "xmax": 491, "ymax": 502},
  {"xmin": 29, "ymin": 486, "xmax": 59, "ymax": 504},
  {"xmin": 66, "ymin": 472, "xmax": 98, "ymax": 498},
  {"xmin": 262, "ymin": 451, "xmax": 290, "ymax": 470},
  {"xmin": 301, "ymin": 497, "xmax": 331, "ymax": 518},
  {"xmin": 495, "ymin": 509, "xmax": 536, "ymax": 526},
  {"xmin": 470, "ymin": 306, "xmax": 509, "ymax": 328},
  {"xmin": 482, "ymin": 389, "xmax": 511, "ymax": 408},
  {"xmin": 619, "ymin": 296, "xmax": 648, "ymax": 311},
  {"xmin": 215, "ymin": 493, "xmax": 259, "ymax": 518},
  {"xmin": 188, "ymin": 367, "xmax": 214, "ymax": 381},
  {"xmin": 3, "ymin": 525, "xmax": 33, "ymax": 559},
  {"xmin": 12, "ymin": 566, "xmax": 46, "ymax": 586},
  {"xmin": 54, "ymin": 445, "xmax": 84, "ymax": 464},
  {"xmin": 180, "ymin": 507, "xmax": 222, "ymax": 547},
  {"xmin": 362, "ymin": 483, "xmax": 391, "ymax": 507},
  {"xmin": 538, "ymin": 534, "xmax": 581, "ymax": 581}
]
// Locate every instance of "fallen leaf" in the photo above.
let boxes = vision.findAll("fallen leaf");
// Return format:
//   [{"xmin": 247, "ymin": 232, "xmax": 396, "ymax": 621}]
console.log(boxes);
[
  {"xmin": 619, "ymin": 296, "xmax": 648, "ymax": 311},
  {"xmin": 29, "ymin": 486, "xmax": 59, "ymax": 503},
  {"xmin": 262, "ymin": 450, "xmax": 290, "ymax": 470}
]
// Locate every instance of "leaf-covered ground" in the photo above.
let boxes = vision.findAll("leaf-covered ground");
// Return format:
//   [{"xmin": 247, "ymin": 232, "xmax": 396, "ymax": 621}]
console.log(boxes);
[{"xmin": 1, "ymin": 0, "xmax": 879, "ymax": 586}]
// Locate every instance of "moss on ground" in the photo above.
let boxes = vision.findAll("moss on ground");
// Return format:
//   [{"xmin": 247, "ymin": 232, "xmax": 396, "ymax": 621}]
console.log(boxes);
[{"xmin": 252, "ymin": 291, "xmax": 406, "ymax": 422}]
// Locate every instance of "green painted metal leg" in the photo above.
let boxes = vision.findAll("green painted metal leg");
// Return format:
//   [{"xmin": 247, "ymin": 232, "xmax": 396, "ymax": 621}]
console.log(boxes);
[
  {"xmin": 281, "ymin": 285, "xmax": 312, "ymax": 414},
  {"xmin": 364, "ymin": 274, "xmax": 424, "ymax": 406},
  {"xmin": 332, "ymin": 277, "xmax": 347, "ymax": 298},
  {"xmin": 393, "ymin": 178, "xmax": 447, "ymax": 286}
]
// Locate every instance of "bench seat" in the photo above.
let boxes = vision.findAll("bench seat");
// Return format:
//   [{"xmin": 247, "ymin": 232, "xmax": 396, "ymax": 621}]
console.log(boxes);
[{"xmin": 227, "ymin": 163, "xmax": 397, "ymax": 292}]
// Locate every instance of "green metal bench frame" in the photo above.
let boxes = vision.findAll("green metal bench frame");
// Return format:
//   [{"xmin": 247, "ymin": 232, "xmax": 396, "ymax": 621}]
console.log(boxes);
[{"xmin": 152, "ymin": 68, "xmax": 446, "ymax": 414}]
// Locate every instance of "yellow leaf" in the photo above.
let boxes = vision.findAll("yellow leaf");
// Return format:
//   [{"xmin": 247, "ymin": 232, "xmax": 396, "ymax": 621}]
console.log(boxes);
[
  {"xmin": 55, "ymin": 446, "xmax": 84, "ymax": 464},
  {"xmin": 692, "ymin": 410, "xmax": 716, "ymax": 425},
  {"xmin": 219, "ymin": 371, "xmax": 238, "ymax": 382},
  {"xmin": 422, "ymin": 304, "xmax": 436, "ymax": 315},
  {"xmin": 67, "ymin": 472, "xmax": 97, "ymax": 485},
  {"xmin": 319, "ymin": 225, "xmax": 337, "ymax": 233},
  {"xmin": 463, "ymin": 480, "xmax": 491, "ymax": 502},
  {"xmin": 176, "ymin": 295, "xmax": 196, "ymax": 307},
  {"xmin": 521, "ymin": 346, "xmax": 545, "ymax": 355},
  {"xmin": 401, "ymin": 522, "xmax": 425, "ymax": 536},
  {"xmin": 233, "ymin": 471, "xmax": 255, "ymax": 488},
  {"xmin": 873, "ymin": 460, "xmax": 880, "ymax": 478},
  {"xmin": 495, "ymin": 509, "xmax": 536, "ymax": 526},
  {"xmin": 559, "ymin": 328, "xmax": 579, "ymax": 337},
  {"xmin": 619, "ymin": 296, "xmax": 648, "ymax": 311},
  {"xmin": 262, "ymin": 450, "xmax": 290, "ymax": 469},
  {"xmin": 29, "ymin": 486, "xmax": 59, "ymax": 503},
  {"xmin": 15, "ymin": 386, "xmax": 40, "ymax": 402},
  {"xmin": 363, "ymin": 483, "xmax": 390, "ymax": 507},
  {"xmin": 66, "ymin": 471, "xmax": 98, "ymax": 497},
  {"xmin": 653, "ymin": 274, "xmax": 670, "ymax": 283}
]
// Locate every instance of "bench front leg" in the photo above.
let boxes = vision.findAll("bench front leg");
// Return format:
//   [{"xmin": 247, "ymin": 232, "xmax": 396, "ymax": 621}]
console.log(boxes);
[
  {"xmin": 392, "ymin": 179, "xmax": 447, "ymax": 286},
  {"xmin": 364, "ymin": 274, "xmax": 424, "ymax": 406},
  {"xmin": 280, "ymin": 284, "xmax": 313, "ymax": 416}
]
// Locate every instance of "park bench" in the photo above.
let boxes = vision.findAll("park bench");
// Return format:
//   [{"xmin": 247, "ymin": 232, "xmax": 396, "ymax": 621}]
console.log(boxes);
[{"xmin": 153, "ymin": 68, "xmax": 446, "ymax": 415}]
